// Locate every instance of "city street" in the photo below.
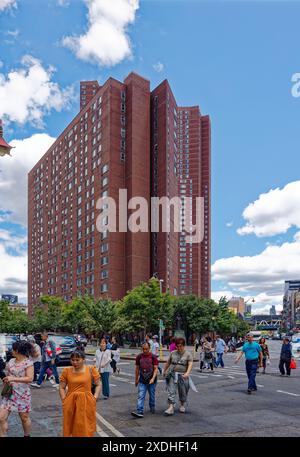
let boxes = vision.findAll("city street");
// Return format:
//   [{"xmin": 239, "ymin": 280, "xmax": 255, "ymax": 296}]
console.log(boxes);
[{"xmin": 6, "ymin": 340, "xmax": 300, "ymax": 437}]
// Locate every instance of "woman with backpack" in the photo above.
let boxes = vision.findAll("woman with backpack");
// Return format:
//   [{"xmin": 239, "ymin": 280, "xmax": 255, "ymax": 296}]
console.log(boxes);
[
  {"xmin": 59, "ymin": 350, "xmax": 100, "ymax": 437},
  {"xmin": 131, "ymin": 342, "xmax": 159, "ymax": 418}
]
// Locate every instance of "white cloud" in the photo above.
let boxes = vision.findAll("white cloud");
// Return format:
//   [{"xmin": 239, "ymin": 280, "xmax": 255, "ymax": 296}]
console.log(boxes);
[
  {"xmin": 212, "ymin": 290, "xmax": 283, "ymax": 315},
  {"xmin": 57, "ymin": 0, "xmax": 70, "ymax": 5},
  {"xmin": 62, "ymin": 0, "xmax": 139, "ymax": 66},
  {"xmin": 0, "ymin": 133, "xmax": 56, "ymax": 226},
  {"xmin": 237, "ymin": 180, "xmax": 300, "ymax": 237},
  {"xmin": 153, "ymin": 62, "xmax": 164, "ymax": 73},
  {"xmin": 226, "ymin": 221, "xmax": 233, "ymax": 228},
  {"xmin": 0, "ymin": 0, "xmax": 17, "ymax": 11},
  {"xmin": 0, "ymin": 55, "xmax": 74, "ymax": 126},
  {"xmin": 211, "ymin": 290, "xmax": 234, "ymax": 302},
  {"xmin": 212, "ymin": 231, "xmax": 300, "ymax": 298},
  {"xmin": 0, "ymin": 236, "xmax": 27, "ymax": 299}
]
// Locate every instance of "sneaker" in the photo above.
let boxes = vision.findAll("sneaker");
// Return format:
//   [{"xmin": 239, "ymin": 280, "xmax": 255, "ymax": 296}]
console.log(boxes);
[
  {"xmin": 179, "ymin": 405, "xmax": 186, "ymax": 413},
  {"xmin": 49, "ymin": 375, "xmax": 56, "ymax": 385},
  {"xmin": 150, "ymin": 408, "xmax": 155, "ymax": 414},
  {"xmin": 164, "ymin": 404, "xmax": 174, "ymax": 416},
  {"xmin": 52, "ymin": 383, "xmax": 59, "ymax": 388},
  {"xmin": 103, "ymin": 396, "xmax": 109, "ymax": 399},
  {"xmin": 31, "ymin": 382, "xmax": 41, "ymax": 388},
  {"xmin": 131, "ymin": 411, "xmax": 144, "ymax": 418},
  {"xmin": 247, "ymin": 389, "xmax": 252, "ymax": 394}
]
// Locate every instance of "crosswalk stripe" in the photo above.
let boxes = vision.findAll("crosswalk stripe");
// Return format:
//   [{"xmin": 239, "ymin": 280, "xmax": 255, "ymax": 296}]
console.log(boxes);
[
  {"xmin": 114, "ymin": 377, "xmax": 135, "ymax": 385},
  {"xmin": 96, "ymin": 412, "xmax": 124, "ymax": 437},
  {"xmin": 96, "ymin": 424, "xmax": 109, "ymax": 437}
]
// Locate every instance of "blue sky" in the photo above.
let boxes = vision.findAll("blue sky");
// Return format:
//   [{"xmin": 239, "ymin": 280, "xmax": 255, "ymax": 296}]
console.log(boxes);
[{"xmin": 1, "ymin": 0, "xmax": 300, "ymax": 312}]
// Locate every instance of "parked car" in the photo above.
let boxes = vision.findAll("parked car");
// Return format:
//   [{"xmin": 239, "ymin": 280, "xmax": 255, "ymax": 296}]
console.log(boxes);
[
  {"xmin": 74, "ymin": 334, "xmax": 88, "ymax": 347},
  {"xmin": 47, "ymin": 334, "xmax": 80, "ymax": 365},
  {"xmin": 292, "ymin": 333, "xmax": 300, "ymax": 359},
  {"xmin": 0, "ymin": 334, "xmax": 19, "ymax": 364}
]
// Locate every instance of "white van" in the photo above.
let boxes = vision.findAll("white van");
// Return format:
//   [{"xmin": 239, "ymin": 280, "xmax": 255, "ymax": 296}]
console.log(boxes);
[{"xmin": 249, "ymin": 331, "xmax": 262, "ymax": 341}]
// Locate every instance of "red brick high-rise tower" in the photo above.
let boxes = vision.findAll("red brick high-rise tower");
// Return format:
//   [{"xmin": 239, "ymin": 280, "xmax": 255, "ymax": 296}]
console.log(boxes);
[{"xmin": 28, "ymin": 72, "xmax": 211, "ymax": 313}]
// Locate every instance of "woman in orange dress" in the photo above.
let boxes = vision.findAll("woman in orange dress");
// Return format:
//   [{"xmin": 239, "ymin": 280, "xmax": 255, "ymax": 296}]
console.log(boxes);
[{"xmin": 59, "ymin": 350, "xmax": 101, "ymax": 437}]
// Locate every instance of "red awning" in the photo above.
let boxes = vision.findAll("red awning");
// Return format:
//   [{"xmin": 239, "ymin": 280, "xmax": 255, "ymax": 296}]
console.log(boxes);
[{"xmin": 0, "ymin": 136, "xmax": 12, "ymax": 150}]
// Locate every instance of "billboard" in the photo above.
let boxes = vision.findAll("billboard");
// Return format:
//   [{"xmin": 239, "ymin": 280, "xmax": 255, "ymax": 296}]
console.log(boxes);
[{"xmin": 1, "ymin": 294, "xmax": 18, "ymax": 304}]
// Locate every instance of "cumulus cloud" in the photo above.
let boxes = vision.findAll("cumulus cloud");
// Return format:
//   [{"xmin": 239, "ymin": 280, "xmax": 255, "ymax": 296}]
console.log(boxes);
[
  {"xmin": 0, "ymin": 133, "xmax": 56, "ymax": 226},
  {"xmin": 211, "ymin": 290, "xmax": 283, "ymax": 315},
  {"xmin": 0, "ymin": 0, "xmax": 17, "ymax": 11},
  {"xmin": 62, "ymin": 0, "xmax": 139, "ymax": 66},
  {"xmin": 153, "ymin": 62, "xmax": 164, "ymax": 73},
  {"xmin": 0, "ymin": 235, "xmax": 27, "ymax": 299},
  {"xmin": 237, "ymin": 180, "xmax": 300, "ymax": 237},
  {"xmin": 212, "ymin": 232, "xmax": 300, "ymax": 297},
  {"xmin": 0, "ymin": 55, "xmax": 74, "ymax": 126}
]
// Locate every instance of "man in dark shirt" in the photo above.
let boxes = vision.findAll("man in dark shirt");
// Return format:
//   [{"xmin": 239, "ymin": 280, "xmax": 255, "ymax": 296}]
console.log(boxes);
[
  {"xmin": 279, "ymin": 338, "xmax": 293, "ymax": 376},
  {"xmin": 131, "ymin": 342, "xmax": 158, "ymax": 418}
]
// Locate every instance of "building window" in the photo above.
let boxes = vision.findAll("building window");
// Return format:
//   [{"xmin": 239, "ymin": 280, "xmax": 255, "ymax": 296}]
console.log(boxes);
[
  {"xmin": 101, "ymin": 270, "xmax": 108, "ymax": 279},
  {"xmin": 101, "ymin": 256, "xmax": 108, "ymax": 266},
  {"xmin": 101, "ymin": 283, "xmax": 108, "ymax": 293}
]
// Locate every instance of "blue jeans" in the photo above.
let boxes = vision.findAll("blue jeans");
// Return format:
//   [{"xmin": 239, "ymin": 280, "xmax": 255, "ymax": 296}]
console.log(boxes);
[
  {"xmin": 216, "ymin": 353, "xmax": 224, "ymax": 367},
  {"xmin": 37, "ymin": 361, "xmax": 59, "ymax": 385},
  {"xmin": 246, "ymin": 359, "xmax": 258, "ymax": 390},
  {"xmin": 101, "ymin": 372, "xmax": 110, "ymax": 397},
  {"xmin": 137, "ymin": 382, "xmax": 156, "ymax": 414}
]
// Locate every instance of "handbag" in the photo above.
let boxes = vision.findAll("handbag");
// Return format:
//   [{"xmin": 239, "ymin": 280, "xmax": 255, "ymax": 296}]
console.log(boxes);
[
  {"xmin": 290, "ymin": 359, "xmax": 297, "ymax": 369},
  {"xmin": 1, "ymin": 382, "xmax": 13, "ymax": 398}
]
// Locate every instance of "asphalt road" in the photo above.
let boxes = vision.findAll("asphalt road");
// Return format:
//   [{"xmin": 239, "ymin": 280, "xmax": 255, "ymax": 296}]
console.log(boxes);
[{"xmin": 6, "ymin": 340, "xmax": 300, "ymax": 437}]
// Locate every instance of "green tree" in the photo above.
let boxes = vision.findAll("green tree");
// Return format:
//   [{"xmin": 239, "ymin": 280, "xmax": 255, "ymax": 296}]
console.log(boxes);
[
  {"xmin": 62, "ymin": 297, "xmax": 95, "ymax": 334},
  {"xmin": 40, "ymin": 296, "xmax": 64, "ymax": 332},
  {"xmin": 0, "ymin": 300, "xmax": 13, "ymax": 332},
  {"xmin": 118, "ymin": 278, "xmax": 173, "ymax": 336}
]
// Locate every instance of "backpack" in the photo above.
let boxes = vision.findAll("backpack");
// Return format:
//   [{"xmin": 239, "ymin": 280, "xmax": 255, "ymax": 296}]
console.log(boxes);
[{"xmin": 137, "ymin": 353, "xmax": 157, "ymax": 384}]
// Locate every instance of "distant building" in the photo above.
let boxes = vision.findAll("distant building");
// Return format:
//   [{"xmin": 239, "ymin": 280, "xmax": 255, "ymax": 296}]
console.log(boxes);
[
  {"xmin": 28, "ymin": 72, "xmax": 211, "ymax": 313},
  {"xmin": 228, "ymin": 296, "xmax": 245, "ymax": 315},
  {"xmin": 1, "ymin": 294, "xmax": 27, "ymax": 313},
  {"xmin": 9, "ymin": 303, "xmax": 28, "ymax": 314},
  {"xmin": 282, "ymin": 280, "xmax": 300, "ymax": 329},
  {"xmin": 245, "ymin": 304, "xmax": 252, "ymax": 315},
  {"xmin": 270, "ymin": 305, "xmax": 276, "ymax": 315}
]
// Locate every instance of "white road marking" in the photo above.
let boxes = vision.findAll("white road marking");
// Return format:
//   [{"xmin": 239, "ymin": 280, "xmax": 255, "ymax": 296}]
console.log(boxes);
[
  {"xmin": 96, "ymin": 423, "xmax": 109, "ymax": 437},
  {"xmin": 257, "ymin": 384, "xmax": 264, "ymax": 388},
  {"xmin": 96, "ymin": 412, "xmax": 124, "ymax": 437},
  {"xmin": 191, "ymin": 374, "xmax": 209, "ymax": 379},
  {"xmin": 118, "ymin": 362, "xmax": 130, "ymax": 365},
  {"xmin": 276, "ymin": 390, "xmax": 300, "ymax": 397},
  {"xmin": 117, "ymin": 372, "xmax": 134, "ymax": 377},
  {"xmin": 114, "ymin": 377, "xmax": 135, "ymax": 385},
  {"xmin": 227, "ymin": 376, "xmax": 235, "ymax": 379},
  {"xmin": 110, "ymin": 384, "xmax": 117, "ymax": 387}
]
